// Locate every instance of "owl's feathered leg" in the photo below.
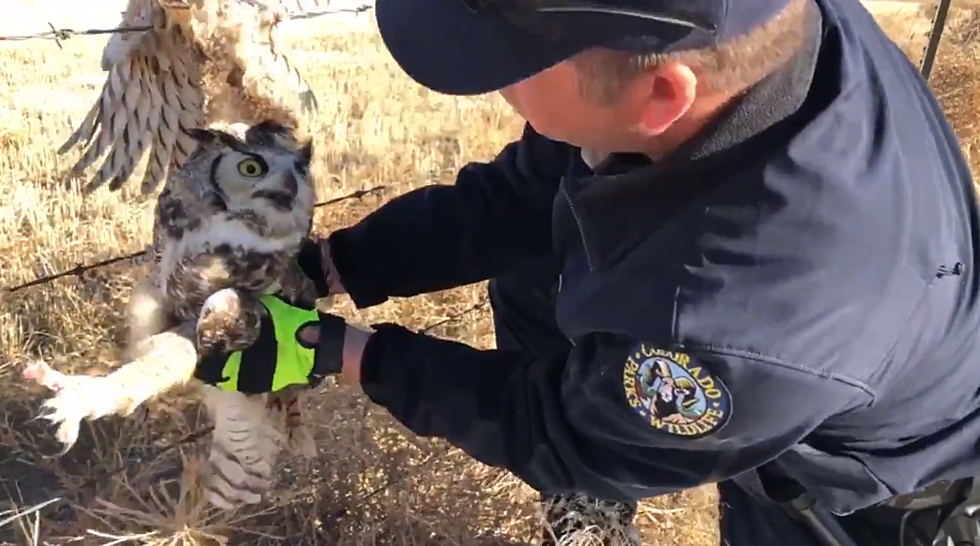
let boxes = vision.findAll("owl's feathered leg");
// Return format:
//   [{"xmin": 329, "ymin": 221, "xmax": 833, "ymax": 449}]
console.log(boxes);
[
  {"xmin": 126, "ymin": 273, "xmax": 169, "ymax": 359},
  {"xmin": 195, "ymin": 288, "xmax": 289, "ymax": 510},
  {"xmin": 236, "ymin": 39, "xmax": 320, "ymax": 123},
  {"xmin": 262, "ymin": 15, "xmax": 320, "ymax": 114},
  {"xmin": 201, "ymin": 384, "xmax": 284, "ymax": 510},
  {"xmin": 22, "ymin": 322, "xmax": 198, "ymax": 456}
]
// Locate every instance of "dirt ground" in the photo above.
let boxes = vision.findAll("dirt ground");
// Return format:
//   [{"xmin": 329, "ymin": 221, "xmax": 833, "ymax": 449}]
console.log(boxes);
[{"xmin": 0, "ymin": 2, "xmax": 978, "ymax": 545}]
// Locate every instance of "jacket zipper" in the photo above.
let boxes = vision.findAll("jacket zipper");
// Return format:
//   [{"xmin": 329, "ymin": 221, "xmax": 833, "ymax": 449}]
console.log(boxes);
[{"xmin": 561, "ymin": 181, "xmax": 594, "ymax": 273}]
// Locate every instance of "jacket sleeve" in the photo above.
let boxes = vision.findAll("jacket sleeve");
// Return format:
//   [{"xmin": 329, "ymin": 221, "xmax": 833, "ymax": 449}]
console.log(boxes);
[
  {"xmin": 326, "ymin": 123, "xmax": 570, "ymax": 309},
  {"xmin": 357, "ymin": 324, "xmax": 872, "ymax": 502}
]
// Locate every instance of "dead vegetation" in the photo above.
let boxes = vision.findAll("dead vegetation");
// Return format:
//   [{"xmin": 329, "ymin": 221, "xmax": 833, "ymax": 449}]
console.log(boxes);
[{"xmin": 0, "ymin": 3, "xmax": 977, "ymax": 545}]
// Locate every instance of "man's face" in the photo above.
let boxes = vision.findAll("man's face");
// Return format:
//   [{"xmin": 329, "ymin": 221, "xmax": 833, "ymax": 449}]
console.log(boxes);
[{"xmin": 498, "ymin": 57, "xmax": 698, "ymax": 156}]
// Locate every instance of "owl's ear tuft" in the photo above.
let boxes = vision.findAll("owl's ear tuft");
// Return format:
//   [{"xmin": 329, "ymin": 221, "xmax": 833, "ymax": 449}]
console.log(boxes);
[
  {"xmin": 297, "ymin": 139, "xmax": 314, "ymax": 169},
  {"xmin": 184, "ymin": 127, "xmax": 220, "ymax": 144},
  {"xmin": 184, "ymin": 126, "xmax": 248, "ymax": 153}
]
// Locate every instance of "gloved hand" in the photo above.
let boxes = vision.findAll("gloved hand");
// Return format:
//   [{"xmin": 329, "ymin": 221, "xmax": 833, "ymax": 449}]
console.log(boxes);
[{"xmin": 192, "ymin": 238, "xmax": 349, "ymax": 394}]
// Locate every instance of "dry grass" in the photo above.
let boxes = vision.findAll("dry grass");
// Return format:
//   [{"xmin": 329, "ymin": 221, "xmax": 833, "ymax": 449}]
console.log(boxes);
[{"xmin": 0, "ymin": 4, "xmax": 976, "ymax": 545}]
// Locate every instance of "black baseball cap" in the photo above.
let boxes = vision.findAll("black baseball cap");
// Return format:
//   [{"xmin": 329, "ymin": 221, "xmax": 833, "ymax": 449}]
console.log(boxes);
[{"xmin": 374, "ymin": 0, "xmax": 793, "ymax": 96}]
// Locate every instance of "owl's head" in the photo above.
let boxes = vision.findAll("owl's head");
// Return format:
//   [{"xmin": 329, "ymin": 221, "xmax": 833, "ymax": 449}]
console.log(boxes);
[{"xmin": 181, "ymin": 121, "xmax": 316, "ymax": 223}]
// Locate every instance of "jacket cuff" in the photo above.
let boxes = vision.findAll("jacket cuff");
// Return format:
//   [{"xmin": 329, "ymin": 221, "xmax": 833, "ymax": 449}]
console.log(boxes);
[
  {"xmin": 309, "ymin": 313, "xmax": 346, "ymax": 386},
  {"xmin": 327, "ymin": 227, "xmax": 389, "ymax": 309},
  {"xmin": 358, "ymin": 323, "xmax": 413, "ymax": 408}
]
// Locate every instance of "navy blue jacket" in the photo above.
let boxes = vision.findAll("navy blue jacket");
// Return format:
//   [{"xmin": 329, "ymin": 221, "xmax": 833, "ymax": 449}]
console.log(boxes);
[{"xmin": 326, "ymin": 0, "xmax": 980, "ymax": 515}]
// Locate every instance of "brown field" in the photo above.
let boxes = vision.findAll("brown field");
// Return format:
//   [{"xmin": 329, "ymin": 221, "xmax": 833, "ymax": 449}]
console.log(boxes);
[{"xmin": 0, "ymin": 3, "xmax": 978, "ymax": 545}]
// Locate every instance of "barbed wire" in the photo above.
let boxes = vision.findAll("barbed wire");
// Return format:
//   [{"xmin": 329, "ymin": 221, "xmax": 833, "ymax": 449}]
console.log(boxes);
[
  {"xmin": 0, "ymin": 23, "xmax": 152, "ymax": 48},
  {"xmin": 286, "ymin": 4, "xmax": 374, "ymax": 20},
  {"xmin": 0, "ymin": 0, "xmax": 487, "ymax": 518},
  {"xmin": 0, "ymin": 184, "xmax": 392, "ymax": 295},
  {"xmin": 0, "ymin": 4, "xmax": 374, "ymax": 48}
]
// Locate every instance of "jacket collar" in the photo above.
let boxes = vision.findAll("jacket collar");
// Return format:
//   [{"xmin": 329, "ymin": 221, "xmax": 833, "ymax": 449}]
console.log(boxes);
[{"xmin": 556, "ymin": 0, "xmax": 825, "ymax": 272}]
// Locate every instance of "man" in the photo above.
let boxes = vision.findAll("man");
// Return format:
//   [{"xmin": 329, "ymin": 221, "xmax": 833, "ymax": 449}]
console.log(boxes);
[{"xmin": 196, "ymin": 0, "xmax": 980, "ymax": 544}]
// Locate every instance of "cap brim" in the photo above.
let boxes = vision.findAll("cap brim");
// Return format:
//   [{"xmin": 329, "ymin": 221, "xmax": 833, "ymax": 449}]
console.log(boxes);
[{"xmin": 375, "ymin": 0, "xmax": 587, "ymax": 96}]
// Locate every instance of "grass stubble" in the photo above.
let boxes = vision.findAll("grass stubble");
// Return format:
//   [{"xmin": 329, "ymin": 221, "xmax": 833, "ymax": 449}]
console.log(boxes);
[{"xmin": 0, "ymin": 3, "xmax": 977, "ymax": 545}]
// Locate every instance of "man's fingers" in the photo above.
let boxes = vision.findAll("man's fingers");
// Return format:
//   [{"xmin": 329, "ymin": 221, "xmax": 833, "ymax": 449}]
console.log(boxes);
[
  {"xmin": 319, "ymin": 239, "xmax": 347, "ymax": 295},
  {"xmin": 297, "ymin": 324, "xmax": 320, "ymax": 348},
  {"xmin": 297, "ymin": 238, "xmax": 331, "ymax": 296}
]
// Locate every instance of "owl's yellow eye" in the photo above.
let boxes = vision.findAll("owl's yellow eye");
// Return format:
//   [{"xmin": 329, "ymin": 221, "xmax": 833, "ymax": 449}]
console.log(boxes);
[{"xmin": 237, "ymin": 158, "xmax": 266, "ymax": 177}]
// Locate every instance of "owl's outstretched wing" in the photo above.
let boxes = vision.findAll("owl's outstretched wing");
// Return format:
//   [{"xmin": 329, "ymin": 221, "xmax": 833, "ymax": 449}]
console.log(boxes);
[
  {"xmin": 59, "ymin": 0, "xmax": 205, "ymax": 196},
  {"xmin": 201, "ymin": 385, "xmax": 285, "ymax": 509}
]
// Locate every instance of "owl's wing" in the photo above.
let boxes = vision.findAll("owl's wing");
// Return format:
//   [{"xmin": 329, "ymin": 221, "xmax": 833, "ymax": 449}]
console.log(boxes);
[
  {"xmin": 59, "ymin": 0, "xmax": 205, "ymax": 195},
  {"xmin": 201, "ymin": 385, "xmax": 285, "ymax": 509}
]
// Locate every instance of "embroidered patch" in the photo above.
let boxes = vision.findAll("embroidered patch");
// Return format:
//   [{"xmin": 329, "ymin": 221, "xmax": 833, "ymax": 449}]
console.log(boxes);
[{"xmin": 622, "ymin": 344, "xmax": 731, "ymax": 439}]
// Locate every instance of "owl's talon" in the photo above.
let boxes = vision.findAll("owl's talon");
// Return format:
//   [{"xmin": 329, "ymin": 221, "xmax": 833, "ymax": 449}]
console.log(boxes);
[{"xmin": 36, "ymin": 391, "xmax": 86, "ymax": 456}]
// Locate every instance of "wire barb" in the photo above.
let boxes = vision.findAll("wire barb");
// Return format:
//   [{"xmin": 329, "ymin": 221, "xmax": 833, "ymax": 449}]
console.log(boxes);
[{"xmin": 1, "ymin": 184, "xmax": 393, "ymax": 294}]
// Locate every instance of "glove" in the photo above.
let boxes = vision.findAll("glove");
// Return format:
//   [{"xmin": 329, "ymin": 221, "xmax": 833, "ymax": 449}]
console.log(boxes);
[{"xmin": 193, "ymin": 239, "xmax": 348, "ymax": 394}]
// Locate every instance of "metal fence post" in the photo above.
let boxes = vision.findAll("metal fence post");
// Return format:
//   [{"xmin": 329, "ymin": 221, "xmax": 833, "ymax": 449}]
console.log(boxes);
[{"xmin": 920, "ymin": 0, "xmax": 955, "ymax": 81}]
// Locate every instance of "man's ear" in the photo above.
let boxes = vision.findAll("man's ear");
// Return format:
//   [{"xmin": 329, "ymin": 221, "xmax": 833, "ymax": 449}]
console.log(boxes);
[{"xmin": 632, "ymin": 61, "xmax": 698, "ymax": 137}]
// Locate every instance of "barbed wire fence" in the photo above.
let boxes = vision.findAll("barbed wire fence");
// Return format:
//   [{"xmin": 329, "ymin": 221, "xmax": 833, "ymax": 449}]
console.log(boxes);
[
  {"xmin": 0, "ymin": 179, "xmax": 489, "ymax": 318},
  {"xmin": 921, "ymin": 0, "xmax": 956, "ymax": 80},
  {"xmin": 0, "ymin": 3, "xmax": 492, "ymax": 512},
  {"xmin": 0, "ymin": 4, "xmax": 382, "ymax": 293},
  {"xmin": 0, "ymin": 1, "xmax": 489, "ymax": 330},
  {"xmin": 2, "ymin": 185, "xmax": 386, "ymax": 294},
  {"xmin": 0, "ymin": 0, "xmax": 961, "ymax": 348},
  {"xmin": 0, "ymin": 0, "xmax": 956, "ymax": 342}
]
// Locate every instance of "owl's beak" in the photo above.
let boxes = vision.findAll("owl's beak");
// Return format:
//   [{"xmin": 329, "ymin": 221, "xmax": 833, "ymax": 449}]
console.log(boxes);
[
  {"xmin": 281, "ymin": 172, "xmax": 298, "ymax": 196},
  {"xmin": 252, "ymin": 189, "xmax": 294, "ymax": 210},
  {"xmin": 252, "ymin": 171, "xmax": 298, "ymax": 211}
]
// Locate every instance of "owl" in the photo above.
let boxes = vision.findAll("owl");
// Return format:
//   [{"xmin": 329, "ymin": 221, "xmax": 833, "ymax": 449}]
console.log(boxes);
[
  {"xmin": 57, "ymin": 0, "xmax": 332, "ymax": 196},
  {"xmin": 24, "ymin": 0, "xmax": 339, "ymax": 510},
  {"xmin": 23, "ymin": 119, "xmax": 327, "ymax": 510}
]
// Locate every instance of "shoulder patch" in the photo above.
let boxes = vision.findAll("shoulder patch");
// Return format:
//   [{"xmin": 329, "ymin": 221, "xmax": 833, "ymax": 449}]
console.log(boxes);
[{"xmin": 622, "ymin": 344, "xmax": 732, "ymax": 439}]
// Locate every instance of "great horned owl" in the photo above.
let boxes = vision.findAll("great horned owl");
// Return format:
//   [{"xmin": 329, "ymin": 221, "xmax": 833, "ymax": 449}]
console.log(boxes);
[
  {"xmin": 23, "ymin": 120, "xmax": 326, "ymax": 510},
  {"xmin": 26, "ymin": 0, "xmax": 339, "ymax": 511},
  {"xmin": 57, "ymin": 0, "xmax": 331, "ymax": 195}
]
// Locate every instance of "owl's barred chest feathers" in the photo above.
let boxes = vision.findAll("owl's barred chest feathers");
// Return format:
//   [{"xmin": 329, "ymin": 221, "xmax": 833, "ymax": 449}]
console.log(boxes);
[{"xmin": 156, "ymin": 208, "xmax": 308, "ymax": 322}]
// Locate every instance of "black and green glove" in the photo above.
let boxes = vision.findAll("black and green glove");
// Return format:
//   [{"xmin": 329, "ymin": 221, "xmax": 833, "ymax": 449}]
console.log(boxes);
[{"xmin": 193, "ymin": 239, "xmax": 347, "ymax": 394}]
